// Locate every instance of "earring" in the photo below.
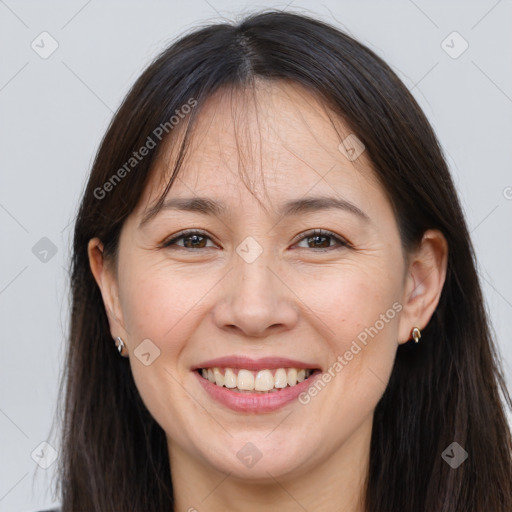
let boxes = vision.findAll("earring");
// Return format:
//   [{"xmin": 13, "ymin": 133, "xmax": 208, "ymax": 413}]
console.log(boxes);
[
  {"xmin": 115, "ymin": 336, "xmax": 126, "ymax": 355},
  {"xmin": 411, "ymin": 327, "xmax": 422, "ymax": 343}
]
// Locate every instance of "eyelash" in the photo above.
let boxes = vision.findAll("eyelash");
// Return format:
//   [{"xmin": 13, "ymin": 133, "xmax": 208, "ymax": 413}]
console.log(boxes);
[{"xmin": 161, "ymin": 228, "xmax": 351, "ymax": 252}]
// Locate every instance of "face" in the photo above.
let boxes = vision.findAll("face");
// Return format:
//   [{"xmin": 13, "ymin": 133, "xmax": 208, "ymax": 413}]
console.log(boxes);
[{"xmin": 91, "ymin": 80, "xmax": 436, "ymax": 484}]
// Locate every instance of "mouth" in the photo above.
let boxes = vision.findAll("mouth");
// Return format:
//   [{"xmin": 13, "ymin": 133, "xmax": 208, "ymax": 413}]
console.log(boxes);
[
  {"xmin": 192, "ymin": 356, "xmax": 322, "ymax": 412},
  {"xmin": 195, "ymin": 366, "xmax": 318, "ymax": 393}
]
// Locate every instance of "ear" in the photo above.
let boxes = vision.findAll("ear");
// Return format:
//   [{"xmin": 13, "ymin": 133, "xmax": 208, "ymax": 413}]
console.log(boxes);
[
  {"xmin": 87, "ymin": 237, "xmax": 127, "ymax": 342},
  {"xmin": 397, "ymin": 229, "xmax": 448, "ymax": 344}
]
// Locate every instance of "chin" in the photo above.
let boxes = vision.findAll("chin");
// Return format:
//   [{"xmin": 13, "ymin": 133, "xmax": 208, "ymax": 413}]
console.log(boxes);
[{"xmin": 201, "ymin": 436, "xmax": 317, "ymax": 482}]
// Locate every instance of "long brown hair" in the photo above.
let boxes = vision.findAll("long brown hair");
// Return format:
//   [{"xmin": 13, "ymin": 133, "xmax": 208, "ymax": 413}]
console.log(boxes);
[{"xmin": 56, "ymin": 10, "xmax": 512, "ymax": 511}]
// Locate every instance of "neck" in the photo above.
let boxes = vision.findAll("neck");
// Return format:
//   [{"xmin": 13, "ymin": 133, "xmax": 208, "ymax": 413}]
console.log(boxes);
[{"xmin": 168, "ymin": 414, "xmax": 372, "ymax": 512}]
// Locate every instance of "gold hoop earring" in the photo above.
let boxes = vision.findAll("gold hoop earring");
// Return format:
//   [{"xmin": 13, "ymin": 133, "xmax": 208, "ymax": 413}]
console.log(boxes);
[{"xmin": 411, "ymin": 327, "xmax": 422, "ymax": 343}]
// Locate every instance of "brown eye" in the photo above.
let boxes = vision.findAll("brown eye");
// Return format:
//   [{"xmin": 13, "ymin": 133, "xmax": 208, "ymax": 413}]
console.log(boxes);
[
  {"xmin": 162, "ymin": 230, "xmax": 215, "ymax": 250},
  {"xmin": 294, "ymin": 229, "xmax": 350, "ymax": 251}
]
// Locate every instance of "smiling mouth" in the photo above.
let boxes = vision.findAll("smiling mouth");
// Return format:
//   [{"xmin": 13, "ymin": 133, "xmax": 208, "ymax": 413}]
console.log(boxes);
[{"xmin": 196, "ymin": 367, "xmax": 319, "ymax": 393}]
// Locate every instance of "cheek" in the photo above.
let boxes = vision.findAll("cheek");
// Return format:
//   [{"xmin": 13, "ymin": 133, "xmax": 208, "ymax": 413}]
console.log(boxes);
[
  {"xmin": 119, "ymin": 262, "xmax": 205, "ymax": 436},
  {"xmin": 119, "ymin": 261, "xmax": 210, "ymax": 344},
  {"xmin": 297, "ymin": 260, "xmax": 401, "ymax": 340},
  {"xmin": 297, "ymin": 261, "xmax": 401, "ymax": 399}
]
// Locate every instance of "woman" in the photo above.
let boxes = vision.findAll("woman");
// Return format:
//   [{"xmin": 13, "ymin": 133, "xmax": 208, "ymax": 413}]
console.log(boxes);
[{"xmin": 52, "ymin": 9, "xmax": 512, "ymax": 512}]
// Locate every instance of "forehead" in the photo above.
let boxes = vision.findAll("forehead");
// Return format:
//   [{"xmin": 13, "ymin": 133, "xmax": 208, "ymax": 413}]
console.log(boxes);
[{"xmin": 139, "ymin": 79, "xmax": 384, "ymax": 217}]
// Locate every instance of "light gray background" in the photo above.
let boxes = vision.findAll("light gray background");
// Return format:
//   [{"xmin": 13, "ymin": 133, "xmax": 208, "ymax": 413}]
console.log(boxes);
[{"xmin": 1, "ymin": 1, "xmax": 511, "ymax": 510}]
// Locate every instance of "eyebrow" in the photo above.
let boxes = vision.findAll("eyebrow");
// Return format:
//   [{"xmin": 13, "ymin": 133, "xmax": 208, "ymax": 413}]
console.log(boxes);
[{"xmin": 138, "ymin": 195, "xmax": 370, "ymax": 228}]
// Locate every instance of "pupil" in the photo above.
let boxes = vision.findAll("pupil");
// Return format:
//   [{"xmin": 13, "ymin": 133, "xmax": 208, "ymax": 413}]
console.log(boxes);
[
  {"xmin": 310, "ymin": 235, "xmax": 329, "ymax": 248},
  {"xmin": 185, "ymin": 235, "xmax": 205, "ymax": 248}
]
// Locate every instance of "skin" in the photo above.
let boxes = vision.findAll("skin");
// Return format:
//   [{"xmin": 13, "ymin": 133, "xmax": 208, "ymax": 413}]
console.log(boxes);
[{"xmin": 89, "ymin": 80, "xmax": 448, "ymax": 512}]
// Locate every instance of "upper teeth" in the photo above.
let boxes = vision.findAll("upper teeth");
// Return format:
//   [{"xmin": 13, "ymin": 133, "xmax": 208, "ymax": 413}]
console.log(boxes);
[{"xmin": 200, "ymin": 367, "xmax": 313, "ymax": 391}]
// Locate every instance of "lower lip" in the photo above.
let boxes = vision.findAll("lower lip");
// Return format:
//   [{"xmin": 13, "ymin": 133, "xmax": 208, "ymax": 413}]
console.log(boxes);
[{"xmin": 194, "ymin": 370, "xmax": 321, "ymax": 413}]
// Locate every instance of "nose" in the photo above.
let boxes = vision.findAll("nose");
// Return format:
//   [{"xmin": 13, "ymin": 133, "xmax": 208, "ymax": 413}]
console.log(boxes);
[{"xmin": 212, "ymin": 251, "xmax": 299, "ymax": 339}]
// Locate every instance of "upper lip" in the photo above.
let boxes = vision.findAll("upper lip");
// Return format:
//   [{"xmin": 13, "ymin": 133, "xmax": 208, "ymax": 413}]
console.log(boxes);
[{"xmin": 192, "ymin": 356, "xmax": 321, "ymax": 371}]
